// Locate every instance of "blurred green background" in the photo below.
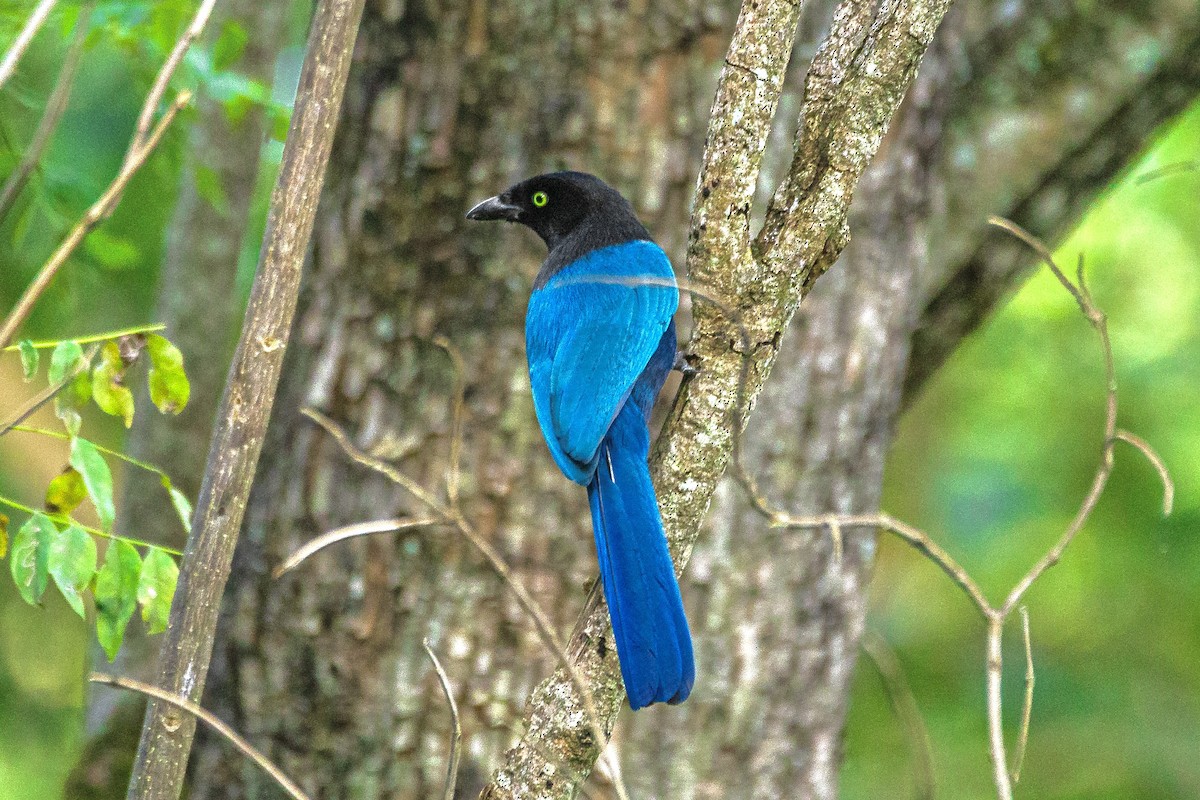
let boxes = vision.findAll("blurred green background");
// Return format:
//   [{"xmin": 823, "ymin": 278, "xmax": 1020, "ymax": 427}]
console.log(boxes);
[{"xmin": 2, "ymin": 3, "xmax": 1198, "ymax": 799}]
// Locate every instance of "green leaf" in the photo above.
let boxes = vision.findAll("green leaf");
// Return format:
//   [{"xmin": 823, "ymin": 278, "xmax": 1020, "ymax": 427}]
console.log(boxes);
[
  {"xmin": 146, "ymin": 334, "xmax": 190, "ymax": 414},
  {"xmin": 162, "ymin": 478, "xmax": 193, "ymax": 532},
  {"xmin": 69, "ymin": 437, "xmax": 115, "ymax": 530},
  {"xmin": 94, "ymin": 541, "xmax": 142, "ymax": 660},
  {"xmin": 212, "ymin": 20, "xmax": 248, "ymax": 71},
  {"xmin": 19, "ymin": 340, "xmax": 38, "ymax": 380},
  {"xmin": 10, "ymin": 513, "xmax": 54, "ymax": 605},
  {"xmin": 137, "ymin": 549, "xmax": 178, "ymax": 634},
  {"xmin": 84, "ymin": 229, "xmax": 140, "ymax": 270},
  {"xmin": 92, "ymin": 361, "xmax": 135, "ymax": 427},
  {"xmin": 45, "ymin": 467, "xmax": 88, "ymax": 514},
  {"xmin": 193, "ymin": 163, "xmax": 230, "ymax": 215},
  {"xmin": 49, "ymin": 524, "xmax": 97, "ymax": 619},
  {"xmin": 222, "ymin": 93, "xmax": 254, "ymax": 127},
  {"xmin": 48, "ymin": 340, "xmax": 84, "ymax": 384},
  {"xmin": 0, "ymin": 513, "xmax": 7, "ymax": 558}
]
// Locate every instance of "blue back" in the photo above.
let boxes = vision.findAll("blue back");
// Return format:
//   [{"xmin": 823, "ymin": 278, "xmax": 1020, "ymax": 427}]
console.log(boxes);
[{"xmin": 525, "ymin": 239, "xmax": 678, "ymax": 484}]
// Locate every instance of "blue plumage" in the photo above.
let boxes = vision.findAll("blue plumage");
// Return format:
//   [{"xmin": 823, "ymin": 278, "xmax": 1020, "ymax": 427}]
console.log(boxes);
[{"xmin": 467, "ymin": 172, "xmax": 695, "ymax": 709}]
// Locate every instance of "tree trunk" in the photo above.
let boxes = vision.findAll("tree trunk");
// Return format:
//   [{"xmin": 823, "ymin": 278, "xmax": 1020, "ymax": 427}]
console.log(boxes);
[
  {"xmin": 65, "ymin": 1, "xmax": 288, "ymax": 796},
  {"xmin": 189, "ymin": 2, "xmax": 742, "ymax": 797},
  {"xmin": 183, "ymin": 0, "xmax": 1200, "ymax": 797}
]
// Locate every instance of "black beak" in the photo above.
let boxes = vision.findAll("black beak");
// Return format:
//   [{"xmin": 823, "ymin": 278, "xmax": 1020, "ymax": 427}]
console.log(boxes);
[{"xmin": 466, "ymin": 195, "xmax": 521, "ymax": 222}]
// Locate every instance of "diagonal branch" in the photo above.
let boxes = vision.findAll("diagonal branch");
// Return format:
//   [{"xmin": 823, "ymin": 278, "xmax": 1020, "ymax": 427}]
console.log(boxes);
[
  {"xmin": 481, "ymin": 0, "xmax": 955, "ymax": 796},
  {"xmin": 0, "ymin": 0, "xmax": 220, "ymax": 351},
  {"xmin": 0, "ymin": 0, "xmax": 59, "ymax": 91},
  {"xmin": 0, "ymin": 1, "xmax": 91, "ymax": 224}
]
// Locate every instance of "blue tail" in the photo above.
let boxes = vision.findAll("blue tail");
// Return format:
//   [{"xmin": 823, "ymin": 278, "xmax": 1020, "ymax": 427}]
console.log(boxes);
[{"xmin": 587, "ymin": 401, "xmax": 694, "ymax": 710}]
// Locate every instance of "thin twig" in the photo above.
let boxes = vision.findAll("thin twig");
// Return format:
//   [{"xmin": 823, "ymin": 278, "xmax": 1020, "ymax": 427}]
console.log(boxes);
[
  {"xmin": 432, "ymin": 336, "xmax": 467, "ymax": 510},
  {"xmin": 862, "ymin": 631, "xmax": 936, "ymax": 800},
  {"xmin": 985, "ymin": 618, "xmax": 1010, "ymax": 799},
  {"xmin": 775, "ymin": 512, "xmax": 992, "ymax": 618},
  {"xmin": 0, "ymin": 0, "xmax": 59, "ymax": 91},
  {"xmin": 1114, "ymin": 430, "xmax": 1174, "ymax": 515},
  {"xmin": 0, "ymin": 1, "xmax": 91, "ymax": 224},
  {"xmin": 304, "ymin": 408, "xmax": 627, "ymax": 799},
  {"xmin": 0, "ymin": 92, "xmax": 191, "ymax": 349},
  {"xmin": 0, "ymin": 343, "xmax": 97, "ymax": 436},
  {"xmin": 422, "ymin": 640, "xmax": 462, "ymax": 800},
  {"xmin": 727, "ymin": 217, "xmax": 1173, "ymax": 800},
  {"xmin": 273, "ymin": 517, "xmax": 441, "ymax": 578},
  {"xmin": 1010, "ymin": 607, "xmax": 1034, "ymax": 784},
  {"xmin": 130, "ymin": 0, "xmax": 218, "ymax": 151},
  {"xmin": 89, "ymin": 673, "xmax": 312, "ymax": 800}
]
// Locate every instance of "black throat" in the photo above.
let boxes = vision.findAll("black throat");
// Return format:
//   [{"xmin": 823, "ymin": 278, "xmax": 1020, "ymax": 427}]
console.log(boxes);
[{"xmin": 533, "ymin": 212, "xmax": 651, "ymax": 290}]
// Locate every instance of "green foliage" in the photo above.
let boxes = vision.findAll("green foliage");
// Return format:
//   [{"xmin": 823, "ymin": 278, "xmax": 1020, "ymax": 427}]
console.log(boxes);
[
  {"xmin": 137, "ymin": 548, "xmax": 178, "ymax": 635},
  {"xmin": 9, "ymin": 514, "xmax": 54, "ymax": 605},
  {"xmin": 48, "ymin": 340, "xmax": 83, "ymax": 384},
  {"xmin": 68, "ymin": 437, "xmax": 114, "ymax": 531},
  {"xmin": 93, "ymin": 540, "xmax": 142, "ymax": 661},
  {"xmin": 48, "ymin": 525, "xmax": 96, "ymax": 619},
  {"xmin": 1, "ymin": 325, "xmax": 190, "ymax": 669},
  {"xmin": 18, "ymin": 340, "xmax": 37, "ymax": 380}
]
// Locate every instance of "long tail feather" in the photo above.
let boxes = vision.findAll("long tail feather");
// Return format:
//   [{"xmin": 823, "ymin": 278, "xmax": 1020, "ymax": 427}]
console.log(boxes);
[{"xmin": 587, "ymin": 402, "xmax": 694, "ymax": 709}]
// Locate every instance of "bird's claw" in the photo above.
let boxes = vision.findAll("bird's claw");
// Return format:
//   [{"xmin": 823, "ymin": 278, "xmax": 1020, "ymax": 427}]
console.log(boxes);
[{"xmin": 672, "ymin": 351, "xmax": 700, "ymax": 378}]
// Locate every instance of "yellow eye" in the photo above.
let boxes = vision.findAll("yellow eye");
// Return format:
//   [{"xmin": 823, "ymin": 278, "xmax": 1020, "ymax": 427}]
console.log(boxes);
[{"xmin": 532, "ymin": 191, "xmax": 549, "ymax": 208}]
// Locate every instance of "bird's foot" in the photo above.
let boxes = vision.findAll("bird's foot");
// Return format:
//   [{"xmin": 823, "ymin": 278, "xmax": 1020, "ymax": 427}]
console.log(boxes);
[{"xmin": 672, "ymin": 351, "xmax": 700, "ymax": 378}]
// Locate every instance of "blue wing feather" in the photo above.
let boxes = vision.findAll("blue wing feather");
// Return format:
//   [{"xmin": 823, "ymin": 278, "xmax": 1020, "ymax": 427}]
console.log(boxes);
[{"xmin": 525, "ymin": 240, "xmax": 677, "ymax": 484}]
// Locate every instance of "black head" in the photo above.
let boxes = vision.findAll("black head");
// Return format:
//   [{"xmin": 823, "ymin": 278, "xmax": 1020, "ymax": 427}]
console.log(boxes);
[{"xmin": 466, "ymin": 171, "xmax": 648, "ymax": 255}]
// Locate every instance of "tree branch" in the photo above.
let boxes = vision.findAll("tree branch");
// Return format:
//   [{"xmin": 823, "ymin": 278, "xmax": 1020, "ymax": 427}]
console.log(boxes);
[
  {"xmin": 481, "ymin": 0, "xmax": 954, "ymax": 796},
  {"xmin": 0, "ymin": 1, "xmax": 91, "ymax": 224},
  {"xmin": 123, "ymin": 1, "xmax": 368, "ymax": 797},
  {"xmin": 0, "ymin": 0, "xmax": 58, "ymax": 91}
]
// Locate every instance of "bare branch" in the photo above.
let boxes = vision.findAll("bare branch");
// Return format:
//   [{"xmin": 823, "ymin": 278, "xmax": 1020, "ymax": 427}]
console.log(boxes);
[
  {"xmin": 432, "ymin": 335, "xmax": 467, "ymax": 509},
  {"xmin": 1115, "ymin": 430, "xmax": 1175, "ymax": 516},
  {"xmin": 0, "ymin": 91, "xmax": 191, "ymax": 350},
  {"xmin": 131, "ymin": 0, "xmax": 218, "ymax": 151},
  {"xmin": 273, "ymin": 517, "xmax": 442, "ymax": 578},
  {"xmin": 0, "ymin": 0, "xmax": 59, "ymax": 91},
  {"xmin": 304, "ymin": 408, "xmax": 629, "ymax": 800},
  {"xmin": 90, "ymin": 674, "xmax": 312, "ymax": 800},
  {"xmin": 1011, "ymin": 607, "xmax": 1034, "ymax": 784},
  {"xmin": 0, "ymin": 0, "xmax": 222, "ymax": 350},
  {"xmin": 0, "ymin": 1, "xmax": 91, "ymax": 224},
  {"xmin": 862, "ymin": 631, "xmax": 936, "ymax": 800},
  {"xmin": 985, "ymin": 617, "xmax": 1010, "ymax": 799},
  {"xmin": 125, "ymin": 1, "xmax": 369, "ymax": 796},
  {"xmin": 422, "ymin": 640, "xmax": 462, "ymax": 800}
]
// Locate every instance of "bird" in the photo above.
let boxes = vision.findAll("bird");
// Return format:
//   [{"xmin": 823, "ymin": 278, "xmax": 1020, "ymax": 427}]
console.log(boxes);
[{"xmin": 466, "ymin": 171, "xmax": 694, "ymax": 709}]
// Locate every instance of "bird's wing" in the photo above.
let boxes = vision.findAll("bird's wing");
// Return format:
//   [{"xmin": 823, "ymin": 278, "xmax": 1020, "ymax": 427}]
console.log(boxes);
[{"xmin": 526, "ymin": 241, "xmax": 678, "ymax": 482}]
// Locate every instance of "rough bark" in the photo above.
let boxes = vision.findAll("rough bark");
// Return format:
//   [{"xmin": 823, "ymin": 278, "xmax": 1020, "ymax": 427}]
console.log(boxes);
[
  {"xmin": 125, "ymin": 0, "xmax": 367, "ymax": 797},
  {"xmin": 189, "ymin": 2, "xmax": 743, "ymax": 797},
  {"xmin": 182, "ymin": 0, "xmax": 1200, "ymax": 798},
  {"xmin": 64, "ymin": 5, "xmax": 288, "ymax": 796}
]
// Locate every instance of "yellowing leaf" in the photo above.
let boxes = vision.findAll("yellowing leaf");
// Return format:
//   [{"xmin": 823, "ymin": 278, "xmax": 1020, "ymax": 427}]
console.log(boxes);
[
  {"xmin": 0, "ymin": 513, "xmax": 9, "ymax": 558},
  {"xmin": 69, "ymin": 437, "xmax": 115, "ymax": 530},
  {"xmin": 137, "ymin": 549, "xmax": 178, "ymax": 634},
  {"xmin": 10, "ymin": 513, "xmax": 54, "ymax": 605},
  {"xmin": 92, "ymin": 360, "xmax": 135, "ymax": 428},
  {"xmin": 45, "ymin": 467, "xmax": 88, "ymax": 514},
  {"xmin": 49, "ymin": 524, "xmax": 97, "ymax": 619},
  {"xmin": 146, "ymin": 334, "xmax": 190, "ymax": 414},
  {"xmin": 94, "ymin": 540, "xmax": 142, "ymax": 661}
]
